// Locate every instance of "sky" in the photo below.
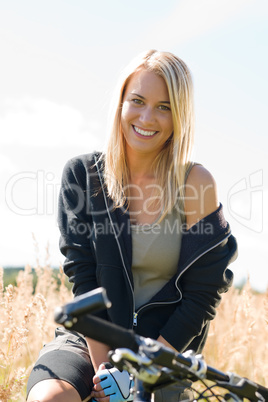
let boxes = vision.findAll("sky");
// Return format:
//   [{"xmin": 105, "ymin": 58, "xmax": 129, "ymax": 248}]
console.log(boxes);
[{"xmin": 0, "ymin": 0, "xmax": 268, "ymax": 291}]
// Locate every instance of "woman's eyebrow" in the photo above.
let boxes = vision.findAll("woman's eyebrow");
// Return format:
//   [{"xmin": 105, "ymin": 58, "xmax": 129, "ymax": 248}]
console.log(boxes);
[{"xmin": 130, "ymin": 92, "xmax": 170, "ymax": 104}]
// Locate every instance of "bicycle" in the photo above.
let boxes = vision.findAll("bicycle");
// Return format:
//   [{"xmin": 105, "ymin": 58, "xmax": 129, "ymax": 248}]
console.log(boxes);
[{"xmin": 54, "ymin": 287, "xmax": 268, "ymax": 401}]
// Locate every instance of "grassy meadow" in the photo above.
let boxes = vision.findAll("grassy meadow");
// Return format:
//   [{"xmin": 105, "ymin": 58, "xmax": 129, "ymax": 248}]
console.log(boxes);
[{"xmin": 0, "ymin": 265, "xmax": 267, "ymax": 401}]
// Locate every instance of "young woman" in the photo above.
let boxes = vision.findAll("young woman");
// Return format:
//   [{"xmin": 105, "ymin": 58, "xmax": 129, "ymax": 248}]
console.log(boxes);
[{"xmin": 27, "ymin": 50, "xmax": 238, "ymax": 402}]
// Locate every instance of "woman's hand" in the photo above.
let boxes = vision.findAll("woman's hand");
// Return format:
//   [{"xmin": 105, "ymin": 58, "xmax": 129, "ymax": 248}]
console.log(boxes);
[
  {"xmin": 91, "ymin": 363, "xmax": 134, "ymax": 401},
  {"xmin": 91, "ymin": 363, "xmax": 108, "ymax": 401}
]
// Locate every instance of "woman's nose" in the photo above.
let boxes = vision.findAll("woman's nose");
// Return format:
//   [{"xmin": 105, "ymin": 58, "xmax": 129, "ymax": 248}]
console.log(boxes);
[{"xmin": 139, "ymin": 106, "xmax": 156, "ymax": 125}]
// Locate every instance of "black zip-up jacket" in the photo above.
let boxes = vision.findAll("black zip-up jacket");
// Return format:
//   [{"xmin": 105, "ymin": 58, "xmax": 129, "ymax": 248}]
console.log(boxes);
[{"xmin": 58, "ymin": 153, "xmax": 238, "ymax": 353}]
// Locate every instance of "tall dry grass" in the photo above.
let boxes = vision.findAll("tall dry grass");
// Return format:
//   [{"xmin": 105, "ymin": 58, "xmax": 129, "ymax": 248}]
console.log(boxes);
[
  {"xmin": 0, "ymin": 263, "xmax": 267, "ymax": 401},
  {"xmin": 0, "ymin": 263, "xmax": 72, "ymax": 401},
  {"xmin": 203, "ymin": 281, "xmax": 268, "ymax": 386}
]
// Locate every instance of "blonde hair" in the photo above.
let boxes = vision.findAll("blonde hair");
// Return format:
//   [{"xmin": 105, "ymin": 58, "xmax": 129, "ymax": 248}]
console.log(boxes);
[{"xmin": 103, "ymin": 49, "xmax": 195, "ymax": 221}]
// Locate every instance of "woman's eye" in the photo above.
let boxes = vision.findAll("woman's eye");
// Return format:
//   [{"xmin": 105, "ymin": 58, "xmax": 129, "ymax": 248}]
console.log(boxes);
[
  {"xmin": 132, "ymin": 98, "xmax": 143, "ymax": 105},
  {"xmin": 158, "ymin": 105, "xmax": 170, "ymax": 111}
]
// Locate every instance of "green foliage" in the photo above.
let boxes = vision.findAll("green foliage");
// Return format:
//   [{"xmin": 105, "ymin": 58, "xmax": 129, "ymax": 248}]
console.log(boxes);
[{"xmin": 3, "ymin": 267, "xmax": 72, "ymax": 292}]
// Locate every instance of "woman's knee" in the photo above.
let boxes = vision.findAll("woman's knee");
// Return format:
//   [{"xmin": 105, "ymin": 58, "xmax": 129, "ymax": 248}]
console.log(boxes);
[{"xmin": 27, "ymin": 379, "xmax": 81, "ymax": 402}]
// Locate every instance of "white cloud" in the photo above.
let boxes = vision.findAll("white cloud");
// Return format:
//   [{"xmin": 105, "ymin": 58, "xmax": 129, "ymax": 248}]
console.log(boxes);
[
  {"xmin": 0, "ymin": 97, "xmax": 106, "ymax": 268},
  {"xmin": 0, "ymin": 97, "xmax": 103, "ymax": 149},
  {"xmin": 0, "ymin": 210, "xmax": 62, "ymax": 267}
]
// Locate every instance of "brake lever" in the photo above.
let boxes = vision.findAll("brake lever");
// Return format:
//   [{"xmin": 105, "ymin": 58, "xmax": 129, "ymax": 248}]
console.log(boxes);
[{"xmin": 109, "ymin": 348, "xmax": 162, "ymax": 384}]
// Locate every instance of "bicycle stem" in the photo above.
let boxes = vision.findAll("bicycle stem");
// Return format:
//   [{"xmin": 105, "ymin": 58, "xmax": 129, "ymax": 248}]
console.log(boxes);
[{"xmin": 133, "ymin": 379, "xmax": 152, "ymax": 402}]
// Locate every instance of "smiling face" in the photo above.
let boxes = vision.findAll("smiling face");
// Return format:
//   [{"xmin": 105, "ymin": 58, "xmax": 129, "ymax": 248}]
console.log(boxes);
[{"xmin": 121, "ymin": 69, "xmax": 174, "ymax": 161}]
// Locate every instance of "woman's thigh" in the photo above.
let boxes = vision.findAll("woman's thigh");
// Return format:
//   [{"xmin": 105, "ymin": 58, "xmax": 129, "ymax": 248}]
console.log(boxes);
[
  {"xmin": 27, "ymin": 327, "xmax": 94, "ymax": 401},
  {"xmin": 27, "ymin": 378, "xmax": 81, "ymax": 402}
]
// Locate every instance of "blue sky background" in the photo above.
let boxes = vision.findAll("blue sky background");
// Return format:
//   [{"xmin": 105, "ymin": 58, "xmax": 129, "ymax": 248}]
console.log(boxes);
[{"xmin": 1, "ymin": 0, "xmax": 267, "ymax": 291}]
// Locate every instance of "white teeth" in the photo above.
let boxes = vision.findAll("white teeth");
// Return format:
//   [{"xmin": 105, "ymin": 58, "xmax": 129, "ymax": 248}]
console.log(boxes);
[{"xmin": 134, "ymin": 126, "xmax": 157, "ymax": 136}]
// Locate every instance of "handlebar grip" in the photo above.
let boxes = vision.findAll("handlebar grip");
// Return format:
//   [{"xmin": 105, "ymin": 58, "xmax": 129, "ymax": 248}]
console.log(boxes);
[
  {"xmin": 257, "ymin": 384, "xmax": 268, "ymax": 401},
  {"xmin": 54, "ymin": 287, "xmax": 111, "ymax": 323}
]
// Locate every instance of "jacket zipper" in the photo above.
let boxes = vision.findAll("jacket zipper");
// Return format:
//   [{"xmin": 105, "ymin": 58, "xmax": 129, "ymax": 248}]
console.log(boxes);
[
  {"xmin": 133, "ymin": 312, "xmax": 138, "ymax": 326},
  {"xmin": 133, "ymin": 299, "xmax": 180, "ymax": 327},
  {"xmin": 133, "ymin": 232, "xmax": 231, "ymax": 327},
  {"xmin": 95, "ymin": 156, "xmax": 136, "ymax": 327}
]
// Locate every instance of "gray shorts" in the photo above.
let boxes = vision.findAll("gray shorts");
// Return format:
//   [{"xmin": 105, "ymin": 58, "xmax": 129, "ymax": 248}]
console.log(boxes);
[
  {"xmin": 27, "ymin": 327, "xmax": 193, "ymax": 401},
  {"xmin": 27, "ymin": 327, "xmax": 94, "ymax": 400}
]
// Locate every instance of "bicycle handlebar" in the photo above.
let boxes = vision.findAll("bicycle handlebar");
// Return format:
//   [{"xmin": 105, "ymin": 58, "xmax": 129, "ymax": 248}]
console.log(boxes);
[
  {"xmin": 54, "ymin": 288, "xmax": 268, "ymax": 402},
  {"xmin": 54, "ymin": 287, "xmax": 111, "ymax": 319},
  {"xmin": 54, "ymin": 287, "xmax": 140, "ymax": 352}
]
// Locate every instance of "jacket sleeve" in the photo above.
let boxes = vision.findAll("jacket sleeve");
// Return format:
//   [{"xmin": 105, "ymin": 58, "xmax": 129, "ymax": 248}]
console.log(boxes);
[
  {"xmin": 58, "ymin": 156, "xmax": 99, "ymax": 298},
  {"xmin": 159, "ymin": 234, "xmax": 237, "ymax": 352}
]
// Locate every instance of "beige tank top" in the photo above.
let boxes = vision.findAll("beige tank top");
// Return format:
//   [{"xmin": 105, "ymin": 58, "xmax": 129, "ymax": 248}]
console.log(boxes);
[{"xmin": 131, "ymin": 207, "xmax": 182, "ymax": 309}]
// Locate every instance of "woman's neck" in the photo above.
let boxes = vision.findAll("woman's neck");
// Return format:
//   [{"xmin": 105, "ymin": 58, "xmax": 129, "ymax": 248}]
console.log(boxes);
[{"xmin": 127, "ymin": 151, "xmax": 157, "ymax": 182}]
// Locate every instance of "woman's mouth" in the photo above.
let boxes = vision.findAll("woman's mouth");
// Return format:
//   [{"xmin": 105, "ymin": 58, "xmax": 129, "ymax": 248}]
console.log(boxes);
[{"xmin": 132, "ymin": 125, "xmax": 158, "ymax": 137}]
